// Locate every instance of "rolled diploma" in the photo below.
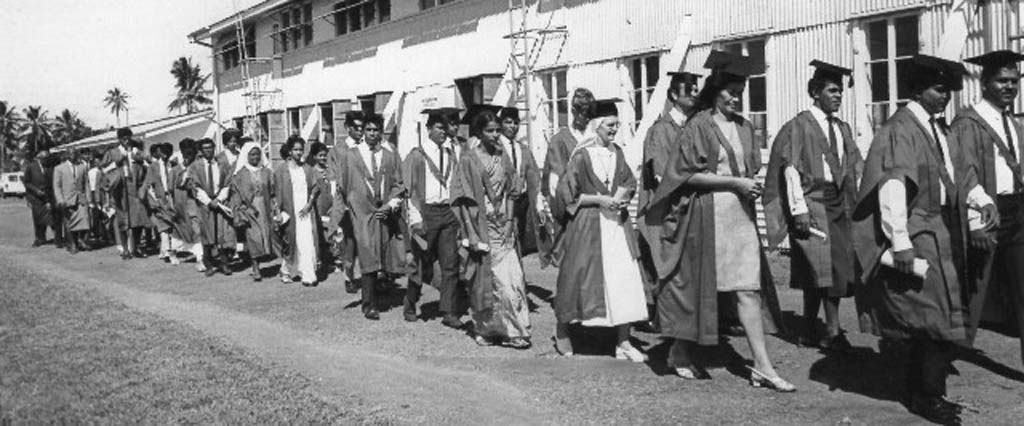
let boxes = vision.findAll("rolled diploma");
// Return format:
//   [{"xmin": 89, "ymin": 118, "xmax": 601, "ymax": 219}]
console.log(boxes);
[
  {"xmin": 879, "ymin": 250, "xmax": 929, "ymax": 278},
  {"xmin": 808, "ymin": 227, "xmax": 828, "ymax": 241}
]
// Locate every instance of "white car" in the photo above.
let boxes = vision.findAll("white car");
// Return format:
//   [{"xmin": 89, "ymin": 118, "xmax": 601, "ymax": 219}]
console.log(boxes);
[{"xmin": 1, "ymin": 172, "xmax": 25, "ymax": 198}]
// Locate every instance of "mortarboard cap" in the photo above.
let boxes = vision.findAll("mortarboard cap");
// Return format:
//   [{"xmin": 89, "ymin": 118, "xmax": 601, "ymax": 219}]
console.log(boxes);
[
  {"xmin": 909, "ymin": 55, "xmax": 968, "ymax": 91},
  {"xmin": 593, "ymin": 99, "xmax": 621, "ymax": 118},
  {"xmin": 460, "ymin": 104, "xmax": 503, "ymax": 125},
  {"xmin": 810, "ymin": 60, "xmax": 853, "ymax": 87},
  {"xmin": 667, "ymin": 71, "xmax": 702, "ymax": 86},
  {"xmin": 704, "ymin": 50, "xmax": 757, "ymax": 78},
  {"xmin": 964, "ymin": 50, "xmax": 1024, "ymax": 71},
  {"xmin": 420, "ymin": 106, "xmax": 463, "ymax": 115}
]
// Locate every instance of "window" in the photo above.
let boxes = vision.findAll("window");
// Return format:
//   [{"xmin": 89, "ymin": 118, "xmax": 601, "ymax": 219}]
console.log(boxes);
[
  {"xmin": 419, "ymin": 0, "xmax": 457, "ymax": 11},
  {"xmin": 722, "ymin": 39, "xmax": 768, "ymax": 148},
  {"xmin": 222, "ymin": 40, "xmax": 240, "ymax": 70},
  {"xmin": 865, "ymin": 14, "xmax": 919, "ymax": 131},
  {"xmin": 287, "ymin": 108, "xmax": 301, "ymax": 136},
  {"xmin": 320, "ymin": 104, "xmax": 335, "ymax": 144},
  {"xmin": 279, "ymin": 2, "xmax": 313, "ymax": 53},
  {"xmin": 627, "ymin": 54, "xmax": 661, "ymax": 129},
  {"xmin": 539, "ymin": 68, "xmax": 569, "ymax": 137},
  {"xmin": 334, "ymin": 1, "xmax": 390, "ymax": 36},
  {"xmin": 358, "ymin": 96, "xmax": 376, "ymax": 115}
]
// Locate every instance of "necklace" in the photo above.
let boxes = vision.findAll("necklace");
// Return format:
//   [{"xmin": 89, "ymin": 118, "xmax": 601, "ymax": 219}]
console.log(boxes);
[{"xmin": 589, "ymin": 147, "xmax": 616, "ymax": 189}]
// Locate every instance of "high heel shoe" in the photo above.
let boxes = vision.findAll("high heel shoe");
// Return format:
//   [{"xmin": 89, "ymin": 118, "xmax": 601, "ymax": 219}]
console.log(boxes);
[
  {"xmin": 614, "ymin": 344, "xmax": 648, "ymax": 363},
  {"xmin": 748, "ymin": 367, "xmax": 796, "ymax": 392}
]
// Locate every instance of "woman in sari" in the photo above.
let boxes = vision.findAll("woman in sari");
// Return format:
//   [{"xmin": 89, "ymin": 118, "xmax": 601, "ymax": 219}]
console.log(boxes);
[
  {"xmin": 273, "ymin": 136, "xmax": 321, "ymax": 286},
  {"xmin": 453, "ymin": 109, "xmax": 531, "ymax": 349},
  {"xmin": 306, "ymin": 141, "xmax": 335, "ymax": 274},
  {"xmin": 231, "ymin": 141, "xmax": 275, "ymax": 281},
  {"xmin": 646, "ymin": 51, "xmax": 793, "ymax": 391},
  {"xmin": 550, "ymin": 100, "xmax": 648, "ymax": 362}
]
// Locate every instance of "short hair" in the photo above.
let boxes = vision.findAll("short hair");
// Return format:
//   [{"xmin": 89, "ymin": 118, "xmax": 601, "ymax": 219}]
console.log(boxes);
[
  {"xmin": 570, "ymin": 88, "xmax": 596, "ymax": 119},
  {"xmin": 980, "ymin": 63, "xmax": 1020, "ymax": 84},
  {"xmin": 305, "ymin": 141, "xmax": 328, "ymax": 166},
  {"xmin": 116, "ymin": 127, "xmax": 133, "ymax": 139},
  {"xmin": 807, "ymin": 77, "xmax": 842, "ymax": 98},
  {"xmin": 426, "ymin": 113, "xmax": 449, "ymax": 129},
  {"xmin": 469, "ymin": 110, "xmax": 499, "ymax": 138},
  {"xmin": 498, "ymin": 108, "xmax": 520, "ymax": 124},
  {"xmin": 197, "ymin": 138, "xmax": 215, "ymax": 149},
  {"xmin": 363, "ymin": 113, "xmax": 384, "ymax": 129},
  {"xmin": 149, "ymin": 144, "xmax": 162, "ymax": 156},
  {"xmin": 222, "ymin": 128, "xmax": 243, "ymax": 145},
  {"xmin": 282, "ymin": 135, "xmax": 305, "ymax": 159},
  {"xmin": 159, "ymin": 143, "xmax": 174, "ymax": 158},
  {"xmin": 345, "ymin": 111, "xmax": 365, "ymax": 128},
  {"xmin": 178, "ymin": 138, "xmax": 196, "ymax": 152},
  {"xmin": 239, "ymin": 136, "xmax": 254, "ymax": 144}
]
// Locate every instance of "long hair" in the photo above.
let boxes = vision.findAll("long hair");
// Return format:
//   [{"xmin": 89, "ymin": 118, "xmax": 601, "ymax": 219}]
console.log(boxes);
[
  {"xmin": 469, "ymin": 110, "xmax": 499, "ymax": 139},
  {"xmin": 305, "ymin": 141, "xmax": 328, "ymax": 167},
  {"xmin": 694, "ymin": 72, "xmax": 746, "ymax": 114}
]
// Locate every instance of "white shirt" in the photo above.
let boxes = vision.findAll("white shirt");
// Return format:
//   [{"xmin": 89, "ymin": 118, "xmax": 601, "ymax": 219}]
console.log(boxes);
[
  {"xmin": 499, "ymin": 135, "xmax": 523, "ymax": 175},
  {"xmin": 784, "ymin": 106, "xmax": 844, "ymax": 216},
  {"xmin": 407, "ymin": 140, "xmax": 456, "ymax": 226},
  {"xmin": 668, "ymin": 107, "xmax": 687, "ymax": 128},
  {"xmin": 195, "ymin": 158, "xmax": 229, "ymax": 204},
  {"xmin": 973, "ymin": 99, "xmax": 1021, "ymax": 195},
  {"xmin": 87, "ymin": 168, "xmax": 100, "ymax": 192},
  {"xmin": 879, "ymin": 102, "xmax": 993, "ymax": 252},
  {"xmin": 345, "ymin": 136, "xmax": 360, "ymax": 149}
]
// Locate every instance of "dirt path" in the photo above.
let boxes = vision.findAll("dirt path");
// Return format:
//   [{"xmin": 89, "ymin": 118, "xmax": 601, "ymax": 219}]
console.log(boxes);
[{"xmin": 0, "ymin": 243, "xmax": 555, "ymax": 425}]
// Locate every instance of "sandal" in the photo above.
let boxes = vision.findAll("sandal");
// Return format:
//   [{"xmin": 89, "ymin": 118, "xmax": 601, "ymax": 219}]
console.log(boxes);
[
  {"xmin": 748, "ymin": 367, "xmax": 796, "ymax": 392},
  {"xmin": 614, "ymin": 343, "xmax": 648, "ymax": 363},
  {"xmin": 507, "ymin": 337, "xmax": 531, "ymax": 350},
  {"xmin": 474, "ymin": 335, "xmax": 495, "ymax": 346}
]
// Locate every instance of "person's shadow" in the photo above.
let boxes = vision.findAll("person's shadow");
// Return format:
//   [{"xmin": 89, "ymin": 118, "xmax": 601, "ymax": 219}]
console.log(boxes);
[{"xmin": 808, "ymin": 341, "xmax": 907, "ymax": 403}]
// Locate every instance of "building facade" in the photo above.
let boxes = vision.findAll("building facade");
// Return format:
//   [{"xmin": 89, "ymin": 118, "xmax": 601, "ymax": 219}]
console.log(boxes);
[{"xmin": 190, "ymin": 0, "xmax": 1024, "ymax": 167}]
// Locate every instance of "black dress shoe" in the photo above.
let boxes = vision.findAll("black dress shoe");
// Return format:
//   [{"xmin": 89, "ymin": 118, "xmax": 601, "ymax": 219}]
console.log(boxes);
[
  {"xmin": 363, "ymin": 308, "xmax": 380, "ymax": 320},
  {"xmin": 403, "ymin": 308, "xmax": 418, "ymax": 322},
  {"xmin": 205, "ymin": 266, "xmax": 217, "ymax": 277},
  {"xmin": 32, "ymin": 240, "xmax": 44, "ymax": 247},
  {"xmin": 441, "ymin": 315, "xmax": 464, "ymax": 330},
  {"xmin": 344, "ymin": 279, "xmax": 358, "ymax": 294},
  {"xmin": 121, "ymin": 252, "xmax": 133, "ymax": 260},
  {"xmin": 904, "ymin": 394, "xmax": 961, "ymax": 425},
  {"xmin": 219, "ymin": 266, "xmax": 232, "ymax": 276},
  {"xmin": 820, "ymin": 333, "xmax": 854, "ymax": 354},
  {"xmin": 634, "ymin": 320, "xmax": 661, "ymax": 334}
]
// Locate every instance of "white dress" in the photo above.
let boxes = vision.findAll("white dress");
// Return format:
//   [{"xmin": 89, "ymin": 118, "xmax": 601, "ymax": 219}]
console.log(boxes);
[
  {"xmin": 578, "ymin": 146, "xmax": 648, "ymax": 327},
  {"xmin": 711, "ymin": 118, "xmax": 761, "ymax": 292},
  {"xmin": 289, "ymin": 164, "xmax": 318, "ymax": 282}
]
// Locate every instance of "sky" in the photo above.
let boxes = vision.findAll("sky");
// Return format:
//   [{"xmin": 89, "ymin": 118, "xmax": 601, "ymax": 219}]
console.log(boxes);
[{"xmin": 0, "ymin": 0, "xmax": 263, "ymax": 129}]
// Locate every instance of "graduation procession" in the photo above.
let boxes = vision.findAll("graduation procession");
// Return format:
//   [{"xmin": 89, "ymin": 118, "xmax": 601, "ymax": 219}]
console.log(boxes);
[{"xmin": 7, "ymin": 0, "xmax": 1024, "ymax": 424}]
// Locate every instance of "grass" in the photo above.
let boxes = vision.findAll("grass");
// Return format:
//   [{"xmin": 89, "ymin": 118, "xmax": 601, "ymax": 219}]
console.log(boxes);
[{"xmin": 0, "ymin": 261, "xmax": 364, "ymax": 425}]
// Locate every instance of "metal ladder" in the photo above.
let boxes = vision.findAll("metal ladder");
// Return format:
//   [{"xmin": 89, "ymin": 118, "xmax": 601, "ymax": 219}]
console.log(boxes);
[{"xmin": 232, "ymin": 0, "xmax": 278, "ymax": 154}]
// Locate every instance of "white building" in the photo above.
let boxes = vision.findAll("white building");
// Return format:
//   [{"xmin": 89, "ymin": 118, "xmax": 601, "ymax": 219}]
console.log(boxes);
[{"xmin": 189, "ymin": 0, "xmax": 1024, "ymax": 167}]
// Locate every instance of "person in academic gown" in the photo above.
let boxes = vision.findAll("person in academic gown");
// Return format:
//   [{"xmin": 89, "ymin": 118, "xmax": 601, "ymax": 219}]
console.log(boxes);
[
  {"xmin": 230, "ymin": 141, "xmax": 275, "ymax": 281},
  {"xmin": 952, "ymin": 50, "xmax": 1024, "ymax": 364},
  {"xmin": 52, "ymin": 149, "xmax": 90, "ymax": 253},
  {"xmin": 100, "ymin": 128, "xmax": 144, "ymax": 258},
  {"xmin": 273, "ymin": 136, "xmax": 321, "ymax": 286},
  {"xmin": 170, "ymin": 139, "xmax": 204, "ymax": 268},
  {"xmin": 141, "ymin": 143, "xmax": 178, "ymax": 261},
  {"xmin": 24, "ymin": 149, "xmax": 52, "ymax": 247},
  {"xmin": 454, "ymin": 108, "xmax": 532, "ymax": 348},
  {"xmin": 327, "ymin": 111, "xmax": 365, "ymax": 291},
  {"xmin": 763, "ymin": 61, "xmax": 864, "ymax": 351},
  {"xmin": 645, "ymin": 51, "xmax": 790, "ymax": 389},
  {"xmin": 216, "ymin": 128, "xmax": 243, "ymax": 171},
  {"xmin": 550, "ymin": 99, "xmax": 648, "ymax": 363},
  {"xmin": 853, "ymin": 55, "xmax": 998, "ymax": 424},
  {"xmin": 403, "ymin": 111, "xmax": 467, "ymax": 328},
  {"xmin": 541, "ymin": 88, "xmax": 596, "ymax": 265},
  {"xmin": 336, "ymin": 114, "xmax": 406, "ymax": 319},
  {"xmin": 636, "ymin": 71, "xmax": 701, "ymax": 334},
  {"xmin": 306, "ymin": 141, "xmax": 335, "ymax": 273},
  {"xmin": 187, "ymin": 138, "xmax": 236, "ymax": 276},
  {"xmin": 85, "ymin": 150, "xmax": 108, "ymax": 246},
  {"xmin": 498, "ymin": 107, "xmax": 550, "ymax": 264}
]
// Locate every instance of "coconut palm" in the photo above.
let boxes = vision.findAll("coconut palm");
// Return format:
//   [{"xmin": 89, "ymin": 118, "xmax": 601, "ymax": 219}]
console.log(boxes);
[
  {"xmin": 52, "ymin": 109, "xmax": 88, "ymax": 145},
  {"xmin": 21, "ymin": 106, "xmax": 54, "ymax": 153},
  {"xmin": 0, "ymin": 101, "xmax": 24, "ymax": 170},
  {"xmin": 104, "ymin": 87, "xmax": 130, "ymax": 126},
  {"xmin": 168, "ymin": 57, "xmax": 213, "ymax": 114}
]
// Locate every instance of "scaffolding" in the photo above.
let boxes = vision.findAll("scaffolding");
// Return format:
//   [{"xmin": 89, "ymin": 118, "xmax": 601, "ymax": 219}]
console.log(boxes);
[
  {"xmin": 232, "ymin": 0, "xmax": 281, "ymax": 154},
  {"xmin": 504, "ymin": 0, "xmax": 566, "ymax": 149}
]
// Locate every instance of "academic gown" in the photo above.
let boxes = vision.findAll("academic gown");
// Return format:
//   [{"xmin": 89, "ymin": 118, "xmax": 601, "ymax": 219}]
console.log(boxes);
[
  {"xmin": 53, "ymin": 161, "xmax": 90, "ymax": 232},
  {"xmin": 763, "ymin": 111, "xmax": 863, "ymax": 296},
  {"xmin": 637, "ymin": 114, "xmax": 686, "ymax": 303},
  {"xmin": 337, "ymin": 145, "xmax": 407, "ymax": 275},
  {"xmin": 140, "ymin": 160, "xmax": 178, "ymax": 234},
  {"xmin": 186, "ymin": 158, "xmax": 236, "ymax": 248},
  {"xmin": 951, "ymin": 106, "xmax": 1024, "ymax": 347},
  {"xmin": 542, "ymin": 127, "xmax": 584, "ymax": 265},
  {"xmin": 645, "ymin": 110, "xmax": 783, "ymax": 345},
  {"xmin": 106, "ymin": 160, "xmax": 150, "ymax": 230},
  {"xmin": 551, "ymin": 143, "xmax": 647, "ymax": 325},
  {"xmin": 326, "ymin": 144, "xmax": 357, "ymax": 272},
  {"xmin": 169, "ymin": 164, "xmax": 198, "ymax": 244},
  {"xmin": 231, "ymin": 167, "xmax": 276, "ymax": 259},
  {"xmin": 502, "ymin": 135, "xmax": 550, "ymax": 260},
  {"xmin": 272, "ymin": 162, "xmax": 321, "ymax": 269},
  {"xmin": 453, "ymin": 141, "xmax": 531, "ymax": 339},
  {"xmin": 852, "ymin": 106, "xmax": 971, "ymax": 342}
]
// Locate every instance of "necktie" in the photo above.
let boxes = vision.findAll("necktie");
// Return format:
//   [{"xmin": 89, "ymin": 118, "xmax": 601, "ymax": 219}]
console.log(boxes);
[
  {"xmin": 370, "ymin": 148, "xmax": 380, "ymax": 199},
  {"xmin": 826, "ymin": 116, "xmax": 838, "ymax": 153},
  {"xmin": 1004, "ymin": 111, "xmax": 1018, "ymax": 160},
  {"xmin": 71, "ymin": 163, "xmax": 77, "ymax": 180},
  {"xmin": 438, "ymin": 147, "xmax": 444, "ymax": 179},
  {"xmin": 206, "ymin": 160, "xmax": 214, "ymax": 194},
  {"xmin": 510, "ymin": 141, "xmax": 518, "ymax": 172},
  {"xmin": 930, "ymin": 117, "xmax": 946, "ymax": 163}
]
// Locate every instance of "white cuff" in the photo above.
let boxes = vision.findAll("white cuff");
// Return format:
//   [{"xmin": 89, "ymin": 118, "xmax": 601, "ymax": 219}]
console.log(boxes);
[
  {"xmin": 407, "ymin": 202, "xmax": 422, "ymax": 226},
  {"xmin": 195, "ymin": 191, "xmax": 213, "ymax": 205},
  {"xmin": 387, "ymin": 198, "xmax": 402, "ymax": 209},
  {"xmin": 880, "ymin": 179, "xmax": 913, "ymax": 252},
  {"xmin": 784, "ymin": 166, "xmax": 809, "ymax": 216},
  {"xmin": 216, "ymin": 187, "xmax": 230, "ymax": 202},
  {"xmin": 966, "ymin": 185, "xmax": 994, "ymax": 209},
  {"xmin": 547, "ymin": 173, "xmax": 559, "ymax": 197}
]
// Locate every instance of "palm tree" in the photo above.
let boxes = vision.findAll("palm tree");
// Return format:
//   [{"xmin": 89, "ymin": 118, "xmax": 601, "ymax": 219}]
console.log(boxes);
[
  {"xmin": 0, "ymin": 101, "xmax": 24, "ymax": 171},
  {"xmin": 21, "ymin": 106, "xmax": 54, "ymax": 153},
  {"xmin": 104, "ymin": 87, "xmax": 130, "ymax": 126},
  {"xmin": 168, "ymin": 57, "xmax": 213, "ymax": 114},
  {"xmin": 52, "ymin": 109, "xmax": 85, "ymax": 145}
]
